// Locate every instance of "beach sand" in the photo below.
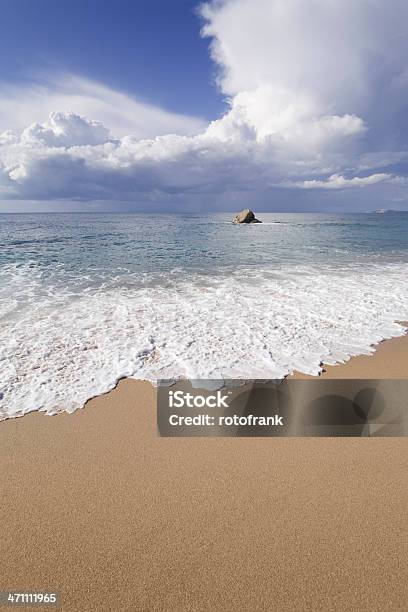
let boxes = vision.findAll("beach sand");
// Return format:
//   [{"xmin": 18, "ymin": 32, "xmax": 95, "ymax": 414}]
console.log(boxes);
[{"xmin": 1, "ymin": 336, "xmax": 408, "ymax": 611}]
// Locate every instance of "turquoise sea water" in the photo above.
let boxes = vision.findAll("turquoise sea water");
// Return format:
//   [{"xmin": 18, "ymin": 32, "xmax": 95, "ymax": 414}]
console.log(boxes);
[{"xmin": 1, "ymin": 212, "xmax": 408, "ymax": 418}]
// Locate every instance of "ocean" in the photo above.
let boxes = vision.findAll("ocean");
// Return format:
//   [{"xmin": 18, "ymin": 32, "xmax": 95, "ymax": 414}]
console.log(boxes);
[{"xmin": 1, "ymin": 211, "xmax": 408, "ymax": 419}]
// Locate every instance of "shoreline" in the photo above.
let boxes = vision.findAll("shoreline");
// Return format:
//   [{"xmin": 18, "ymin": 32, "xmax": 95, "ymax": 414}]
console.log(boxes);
[
  {"xmin": 2, "ymin": 326, "xmax": 408, "ymax": 423},
  {"xmin": 1, "ymin": 333, "xmax": 408, "ymax": 609},
  {"xmin": 292, "ymin": 330, "xmax": 408, "ymax": 379}
]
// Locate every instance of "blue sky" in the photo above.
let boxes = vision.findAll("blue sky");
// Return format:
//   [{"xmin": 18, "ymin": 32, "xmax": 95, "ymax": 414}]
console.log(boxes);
[
  {"xmin": 0, "ymin": 0, "xmax": 224, "ymax": 120},
  {"xmin": 1, "ymin": 0, "xmax": 408, "ymax": 212}
]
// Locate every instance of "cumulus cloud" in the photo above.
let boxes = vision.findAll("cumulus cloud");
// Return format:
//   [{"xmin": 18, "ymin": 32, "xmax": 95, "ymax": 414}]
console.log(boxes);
[
  {"xmin": 205, "ymin": 86, "xmax": 366, "ymax": 150},
  {"xmin": 298, "ymin": 173, "xmax": 394, "ymax": 190},
  {"xmin": 0, "ymin": 112, "xmax": 266, "ymax": 200},
  {"xmin": 200, "ymin": 0, "xmax": 408, "ymax": 118},
  {"xmin": 1, "ymin": 0, "xmax": 408, "ymax": 208},
  {"xmin": 20, "ymin": 112, "xmax": 111, "ymax": 147}
]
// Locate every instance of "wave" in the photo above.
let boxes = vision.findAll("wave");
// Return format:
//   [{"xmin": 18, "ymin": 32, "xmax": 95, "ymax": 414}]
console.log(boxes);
[{"xmin": 0, "ymin": 262, "xmax": 407, "ymax": 419}]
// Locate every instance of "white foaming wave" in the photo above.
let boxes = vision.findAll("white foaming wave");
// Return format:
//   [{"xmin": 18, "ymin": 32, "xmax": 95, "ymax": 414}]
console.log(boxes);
[{"xmin": 0, "ymin": 262, "xmax": 408, "ymax": 419}]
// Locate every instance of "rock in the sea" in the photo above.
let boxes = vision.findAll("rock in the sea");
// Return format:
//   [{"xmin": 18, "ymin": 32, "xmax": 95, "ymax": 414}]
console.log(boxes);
[{"xmin": 232, "ymin": 208, "xmax": 262, "ymax": 224}]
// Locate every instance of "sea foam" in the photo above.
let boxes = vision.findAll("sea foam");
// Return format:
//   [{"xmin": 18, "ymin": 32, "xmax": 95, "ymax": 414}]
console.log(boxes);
[{"xmin": 0, "ymin": 261, "xmax": 407, "ymax": 419}]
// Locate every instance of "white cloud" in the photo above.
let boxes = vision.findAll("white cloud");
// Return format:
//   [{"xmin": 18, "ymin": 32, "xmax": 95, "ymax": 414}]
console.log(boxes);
[
  {"xmin": 0, "ymin": 112, "xmax": 393, "ymax": 202},
  {"xmin": 20, "ymin": 111, "xmax": 111, "ymax": 147},
  {"xmin": 1, "ymin": 0, "xmax": 408, "ymax": 208},
  {"xmin": 0, "ymin": 74, "xmax": 206, "ymax": 139},
  {"xmin": 200, "ymin": 0, "xmax": 408, "ymax": 116},
  {"xmin": 297, "ymin": 173, "xmax": 394, "ymax": 190},
  {"xmin": 205, "ymin": 86, "xmax": 366, "ymax": 149},
  {"xmin": 0, "ymin": 113, "xmax": 264, "ymax": 199}
]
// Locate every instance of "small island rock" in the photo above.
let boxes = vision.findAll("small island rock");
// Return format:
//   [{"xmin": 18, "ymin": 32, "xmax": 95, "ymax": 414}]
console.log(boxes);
[{"xmin": 232, "ymin": 209, "xmax": 262, "ymax": 224}]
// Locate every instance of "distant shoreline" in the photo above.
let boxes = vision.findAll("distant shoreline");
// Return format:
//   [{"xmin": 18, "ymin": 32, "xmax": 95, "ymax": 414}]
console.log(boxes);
[{"xmin": 2, "ymin": 209, "xmax": 408, "ymax": 215}]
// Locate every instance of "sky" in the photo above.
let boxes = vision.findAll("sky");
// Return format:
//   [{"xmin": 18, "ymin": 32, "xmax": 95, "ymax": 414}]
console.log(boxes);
[{"xmin": 1, "ymin": 0, "xmax": 408, "ymax": 212}]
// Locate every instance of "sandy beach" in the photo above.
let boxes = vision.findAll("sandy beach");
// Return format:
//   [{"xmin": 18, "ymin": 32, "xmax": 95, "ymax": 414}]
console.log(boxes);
[
  {"xmin": 1, "ymin": 336, "xmax": 408, "ymax": 611},
  {"xmin": 2, "ymin": 0, "xmax": 408, "ymax": 608}
]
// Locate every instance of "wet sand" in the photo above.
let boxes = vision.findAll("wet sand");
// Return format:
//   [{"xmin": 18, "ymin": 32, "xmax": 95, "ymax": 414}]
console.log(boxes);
[
  {"xmin": 292, "ymin": 332, "xmax": 408, "ymax": 379},
  {"xmin": 1, "ymin": 336, "xmax": 408, "ymax": 611}
]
